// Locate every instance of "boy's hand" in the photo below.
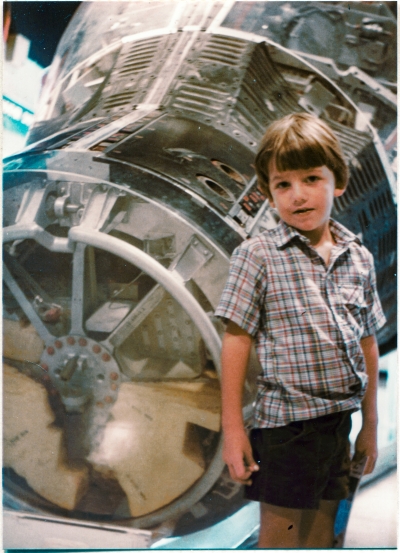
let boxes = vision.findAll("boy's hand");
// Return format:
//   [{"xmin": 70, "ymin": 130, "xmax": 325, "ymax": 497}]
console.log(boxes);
[
  {"xmin": 354, "ymin": 421, "xmax": 378, "ymax": 475},
  {"xmin": 223, "ymin": 428, "xmax": 259, "ymax": 485}
]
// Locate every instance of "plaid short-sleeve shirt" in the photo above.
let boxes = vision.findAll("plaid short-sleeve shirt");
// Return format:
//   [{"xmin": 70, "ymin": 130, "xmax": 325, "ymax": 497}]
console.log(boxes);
[{"xmin": 215, "ymin": 219, "xmax": 386, "ymax": 428}]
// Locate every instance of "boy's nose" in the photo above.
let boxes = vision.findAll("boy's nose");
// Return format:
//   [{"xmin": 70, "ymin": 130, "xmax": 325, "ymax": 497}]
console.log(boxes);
[{"xmin": 292, "ymin": 182, "xmax": 307, "ymax": 204}]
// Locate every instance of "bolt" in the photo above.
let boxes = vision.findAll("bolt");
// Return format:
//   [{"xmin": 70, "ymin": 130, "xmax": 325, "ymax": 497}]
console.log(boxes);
[
  {"xmin": 93, "ymin": 344, "xmax": 101, "ymax": 354},
  {"xmin": 41, "ymin": 363, "xmax": 49, "ymax": 372},
  {"xmin": 111, "ymin": 383, "xmax": 118, "ymax": 391},
  {"xmin": 96, "ymin": 401, "xmax": 104, "ymax": 408},
  {"xmin": 60, "ymin": 356, "xmax": 78, "ymax": 381},
  {"xmin": 79, "ymin": 338, "xmax": 87, "ymax": 347},
  {"xmin": 110, "ymin": 372, "xmax": 119, "ymax": 380},
  {"xmin": 102, "ymin": 352, "xmax": 111, "ymax": 362},
  {"xmin": 67, "ymin": 336, "xmax": 76, "ymax": 345},
  {"xmin": 105, "ymin": 395, "xmax": 113, "ymax": 403},
  {"xmin": 47, "ymin": 346, "xmax": 55, "ymax": 355},
  {"xmin": 55, "ymin": 340, "xmax": 63, "ymax": 349}
]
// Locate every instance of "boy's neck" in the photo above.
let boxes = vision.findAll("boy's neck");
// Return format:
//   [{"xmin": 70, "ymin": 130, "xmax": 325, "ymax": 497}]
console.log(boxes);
[
  {"xmin": 293, "ymin": 219, "xmax": 334, "ymax": 246},
  {"xmin": 296, "ymin": 223, "xmax": 336, "ymax": 264}
]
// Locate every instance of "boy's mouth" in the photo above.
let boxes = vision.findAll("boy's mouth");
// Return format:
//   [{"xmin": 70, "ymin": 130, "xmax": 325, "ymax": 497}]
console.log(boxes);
[{"xmin": 293, "ymin": 208, "xmax": 313, "ymax": 214}]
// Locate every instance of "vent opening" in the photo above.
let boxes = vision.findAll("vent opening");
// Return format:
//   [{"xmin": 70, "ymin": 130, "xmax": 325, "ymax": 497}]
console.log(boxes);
[{"xmin": 196, "ymin": 175, "xmax": 235, "ymax": 202}]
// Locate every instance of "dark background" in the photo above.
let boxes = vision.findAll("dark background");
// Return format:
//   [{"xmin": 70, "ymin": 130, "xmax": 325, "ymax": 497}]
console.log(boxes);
[{"xmin": 6, "ymin": 1, "xmax": 81, "ymax": 67}]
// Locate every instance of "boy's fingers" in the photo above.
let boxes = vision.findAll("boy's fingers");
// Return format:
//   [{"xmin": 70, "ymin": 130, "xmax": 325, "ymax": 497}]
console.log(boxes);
[
  {"xmin": 232, "ymin": 472, "xmax": 253, "ymax": 485},
  {"xmin": 364, "ymin": 456, "xmax": 376, "ymax": 475},
  {"xmin": 228, "ymin": 468, "xmax": 248, "ymax": 484},
  {"xmin": 228, "ymin": 459, "xmax": 252, "ymax": 484},
  {"xmin": 244, "ymin": 451, "xmax": 259, "ymax": 472},
  {"xmin": 243, "ymin": 462, "xmax": 259, "ymax": 475},
  {"xmin": 227, "ymin": 455, "xmax": 259, "ymax": 485},
  {"xmin": 352, "ymin": 451, "xmax": 375, "ymax": 475},
  {"xmin": 232, "ymin": 462, "xmax": 250, "ymax": 480}
]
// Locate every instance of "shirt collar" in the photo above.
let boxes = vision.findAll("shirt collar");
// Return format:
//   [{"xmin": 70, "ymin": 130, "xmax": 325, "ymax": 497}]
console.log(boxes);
[{"xmin": 270, "ymin": 218, "xmax": 361, "ymax": 248}]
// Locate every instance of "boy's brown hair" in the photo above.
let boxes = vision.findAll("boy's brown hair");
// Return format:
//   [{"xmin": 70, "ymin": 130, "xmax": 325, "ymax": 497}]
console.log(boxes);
[{"xmin": 255, "ymin": 113, "xmax": 348, "ymax": 199}]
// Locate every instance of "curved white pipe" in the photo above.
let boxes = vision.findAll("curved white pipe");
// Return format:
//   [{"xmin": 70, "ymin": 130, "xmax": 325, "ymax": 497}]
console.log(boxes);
[{"xmin": 68, "ymin": 225, "xmax": 225, "ymax": 527}]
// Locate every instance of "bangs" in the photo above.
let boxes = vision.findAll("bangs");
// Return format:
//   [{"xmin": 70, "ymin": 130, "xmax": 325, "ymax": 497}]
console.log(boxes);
[{"xmin": 273, "ymin": 143, "xmax": 331, "ymax": 173}]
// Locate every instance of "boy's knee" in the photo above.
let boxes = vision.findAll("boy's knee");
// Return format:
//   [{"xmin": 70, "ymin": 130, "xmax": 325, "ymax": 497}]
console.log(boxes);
[
  {"xmin": 258, "ymin": 502, "xmax": 302, "ymax": 548},
  {"xmin": 258, "ymin": 500, "xmax": 339, "ymax": 548}
]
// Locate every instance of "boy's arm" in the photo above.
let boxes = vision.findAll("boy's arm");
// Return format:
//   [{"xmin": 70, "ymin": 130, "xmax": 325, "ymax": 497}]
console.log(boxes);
[
  {"xmin": 354, "ymin": 333, "xmax": 379, "ymax": 475},
  {"xmin": 221, "ymin": 320, "xmax": 259, "ymax": 485}
]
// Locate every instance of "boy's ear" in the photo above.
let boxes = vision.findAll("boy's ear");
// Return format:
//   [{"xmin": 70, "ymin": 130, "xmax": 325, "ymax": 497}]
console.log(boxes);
[{"xmin": 334, "ymin": 186, "xmax": 346, "ymax": 198}]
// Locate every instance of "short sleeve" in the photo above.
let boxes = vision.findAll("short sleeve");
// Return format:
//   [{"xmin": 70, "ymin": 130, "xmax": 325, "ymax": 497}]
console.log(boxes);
[
  {"xmin": 215, "ymin": 243, "xmax": 267, "ymax": 336},
  {"xmin": 362, "ymin": 254, "xmax": 387, "ymax": 338}
]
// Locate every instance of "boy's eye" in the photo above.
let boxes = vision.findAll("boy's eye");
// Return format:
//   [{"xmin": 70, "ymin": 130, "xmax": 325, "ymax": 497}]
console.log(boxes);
[
  {"xmin": 276, "ymin": 181, "xmax": 290, "ymax": 189},
  {"xmin": 306, "ymin": 175, "xmax": 320, "ymax": 183}
]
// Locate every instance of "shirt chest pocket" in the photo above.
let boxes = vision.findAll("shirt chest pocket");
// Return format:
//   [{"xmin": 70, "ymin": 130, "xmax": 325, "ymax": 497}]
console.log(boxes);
[
  {"xmin": 339, "ymin": 285, "xmax": 365, "ymax": 307},
  {"xmin": 339, "ymin": 285, "xmax": 366, "ymax": 324}
]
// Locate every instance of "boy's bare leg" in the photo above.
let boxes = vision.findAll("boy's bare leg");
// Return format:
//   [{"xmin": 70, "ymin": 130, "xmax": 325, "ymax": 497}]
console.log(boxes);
[
  {"xmin": 258, "ymin": 500, "xmax": 339, "ymax": 548},
  {"xmin": 299, "ymin": 499, "xmax": 339, "ymax": 548},
  {"xmin": 258, "ymin": 503, "xmax": 303, "ymax": 548}
]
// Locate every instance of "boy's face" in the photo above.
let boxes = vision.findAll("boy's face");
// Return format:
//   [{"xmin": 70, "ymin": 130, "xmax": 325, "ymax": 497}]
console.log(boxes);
[{"xmin": 268, "ymin": 160, "xmax": 345, "ymax": 238}]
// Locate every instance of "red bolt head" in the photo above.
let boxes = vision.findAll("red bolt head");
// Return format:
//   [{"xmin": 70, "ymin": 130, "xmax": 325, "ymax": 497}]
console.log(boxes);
[
  {"xmin": 41, "ymin": 363, "xmax": 49, "ymax": 372},
  {"xmin": 79, "ymin": 338, "xmax": 87, "ymax": 347},
  {"xmin": 110, "ymin": 372, "xmax": 119, "ymax": 380},
  {"xmin": 93, "ymin": 344, "xmax": 101, "ymax": 354},
  {"xmin": 105, "ymin": 395, "xmax": 113, "ymax": 403},
  {"xmin": 47, "ymin": 346, "xmax": 55, "ymax": 355},
  {"xmin": 102, "ymin": 352, "xmax": 111, "ymax": 362},
  {"xmin": 42, "ymin": 374, "xmax": 51, "ymax": 381},
  {"xmin": 55, "ymin": 340, "xmax": 63, "ymax": 349},
  {"xmin": 67, "ymin": 336, "xmax": 76, "ymax": 345},
  {"xmin": 111, "ymin": 383, "xmax": 118, "ymax": 391},
  {"xmin": 96, "ymin": 401, "xmax": 104, "ymax": 408}
]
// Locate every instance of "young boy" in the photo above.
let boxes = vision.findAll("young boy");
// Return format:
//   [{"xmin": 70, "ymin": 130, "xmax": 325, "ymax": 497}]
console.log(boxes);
[{"xmin": 215, "ymin": 113, "xmax": 386, "ymax": 548}]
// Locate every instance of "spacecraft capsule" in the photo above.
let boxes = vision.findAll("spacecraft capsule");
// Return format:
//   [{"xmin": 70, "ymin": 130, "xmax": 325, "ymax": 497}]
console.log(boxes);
[{"xmin": 3, "ymin": 0, "xmax": 397, "ymax": 544}]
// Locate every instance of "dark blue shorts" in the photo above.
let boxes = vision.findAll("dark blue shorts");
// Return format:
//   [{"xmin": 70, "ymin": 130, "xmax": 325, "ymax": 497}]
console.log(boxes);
[{"xmin": 245, "ymin": 410, "xmax": 352, "ymax": 509}]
